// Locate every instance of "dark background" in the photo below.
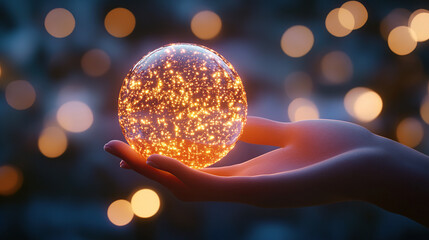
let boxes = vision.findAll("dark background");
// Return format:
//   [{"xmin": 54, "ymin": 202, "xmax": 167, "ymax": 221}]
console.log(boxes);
[{"xmin": 1, "ymin": 0, "xmax": 429, "ymax": 239}]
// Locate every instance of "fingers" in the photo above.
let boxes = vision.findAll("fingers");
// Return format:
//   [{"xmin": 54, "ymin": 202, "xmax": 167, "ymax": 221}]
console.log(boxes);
[{"xmin": 240, "ymin": 116, "xmax": 290, "ymax": 147}]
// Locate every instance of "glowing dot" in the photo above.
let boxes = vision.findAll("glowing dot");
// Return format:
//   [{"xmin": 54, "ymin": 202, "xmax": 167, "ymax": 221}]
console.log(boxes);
[
  {"xmin": 118, "ymin": 43, "xmax": 247, "ymax": 169},
  {"xmin": 420, "ymin": 96, "xmax": 429, "ymax": 124},
  {"xmin": 380, "ymin": 9, "xmax": 411, "ymax": 40},
  {"xmin": 191, "ymin": 11, "xmax": 222, "ymax": 40},
  {"xmin": 57, "ymin": 101, "xmax": 93, "ymax": 133},
  {"xmin": 341, "ymin": 1, "xmax": 368, "ymax": 30},
  {"xmin": 396, "ymin": 118, "xmax": 423, "ymax": 148},
  {"xmin": 105, "ymin": 8, "xmax": 136, "ymax": 38},
  {"xmin": 288, "ymin": 98, "xmax": 319, "ymax": 122},
  {"xmin": 5, "ymin": 80, "xmax": 36, "ymax": 110},
  {"xmin": 0, "ymin": 165, "xmax": 23, "ymax": 196},
  {"xmin": 44, "ymin": 8, "xmax": 75, "ymax": 38},
  {"xmin": 280, "ymin": 25, "xmax": 314, "ymax": 58},
  {"xmin": 107, "ymin": 199, "xmax": 134, "ymax": 226},
  {"xmin": 388, "ymin": 26, "xmax": 417, "ymax": 56},
  {"xmin": 321, "ymin": 51, "xmax": 353, "ymax": 84},
  {"xmin": 409, "ymin": 11, "xmax": 429, "ymax": 42},
  {"xmin": 38, "ymin": 126, "xmax": 68, "ymax": 158},
  {"xmin": 131, "ymin": 189, "xmax": 161, "ymax": 218},
  {"xmin": 284, "ymin": 72, "xmax": 313, "ymax": 99},
  {"xmin": 344, "ymin": 87, "xmax": 383, "ymax": 122},
  {"xmin": 81, "ymin": 49, "xmax": 111, "ymax": 77},
  {"xmin": 326, "ymin": 8, "xmax": 353, "ymax": 37}
]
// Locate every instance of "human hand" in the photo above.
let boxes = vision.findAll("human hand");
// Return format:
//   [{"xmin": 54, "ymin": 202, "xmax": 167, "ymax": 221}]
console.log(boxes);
[{"xmin": 104, "ymin": 116, "xmax": 429, "ymax": 226}]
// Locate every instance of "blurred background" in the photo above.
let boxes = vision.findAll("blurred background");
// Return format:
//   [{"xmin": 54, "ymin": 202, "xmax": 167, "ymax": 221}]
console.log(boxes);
[{"xmin": 1, "ymin": 0, "xmax": 429, "ymax": 239}]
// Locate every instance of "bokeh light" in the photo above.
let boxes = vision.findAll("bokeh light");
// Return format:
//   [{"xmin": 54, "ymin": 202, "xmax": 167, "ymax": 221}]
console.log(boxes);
[
  {"xmin": 341, "ymin": 1, "xmax": 368, "ymax": 30},
  {"xmin": 0, "ymin": 165, "xmax": 23, "ymax": 196},
  {"xmin": 131, "ymin": 189, "xmax": 161, "ymax": 218},
  {"xmin": 284, "ymin": 72, "xmax": 313, "ymax": 99},
  {"xmin": 344, "ymin": 87, "xmax": 383, "ymax": 122},
  {"xmin": 107, "ymin": 199, "xmax": 134, "ymax": 226},
  {"xmin": 280, "ymin": 25, "xmax": 314, "ymax": 58},
  {"xmin": 288, "ymin": 98, "xmax": 319, "ymax": 122},
  {"xmin": 104, "ymin": 8, "xmax": 136, "ymax": 38},
  {"xmin": 191, "ymin": 11, "xmax": 222, "ymax": 40},
  {"xmin": 380, "ymin": 8, "xmax": 411, "ymax": 40},
  {"xmin": 396, "ymin": 117, "xmax": 423, "ymax": 148},
  {"xmin": 320, "ymin": 51, "xmax": 353, "ymax": 84},
  {"xmin": 38, "ymin": 126, "xmax": 68, "ymax": 158},
  {"xmin": 44, "ymin": 8, "xmax": 75, "ymax": 38},
  {"xmin": 387, "ymin": 26, "xmax": 417, "ymax": 56},
  {"xmin": 420, "ymin": 96, "xmax": 429, "ymax": 124},
  {"xmin": 326, "ymin": 8, "xmax": 354, "ymax": 37},
  {"xmin": 5, "ymin": 80, "xmax": 36, "ymax": 110},
  {"xmin": 409, "ymin": 11, "xmax": 429, "ymax": 42},
  {"xmin": 81, "ymin": 49, "xmax": 111, "ymax": 77},
  {"xmin": 57, "ymin": 101, "xmax": 94, "ymax": 133}
]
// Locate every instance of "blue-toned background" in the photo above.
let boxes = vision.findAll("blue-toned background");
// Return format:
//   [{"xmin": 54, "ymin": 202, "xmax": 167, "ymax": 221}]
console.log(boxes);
[{"xmin": 1, "ymin": 0, "xmax": 429, "ymax": 239}]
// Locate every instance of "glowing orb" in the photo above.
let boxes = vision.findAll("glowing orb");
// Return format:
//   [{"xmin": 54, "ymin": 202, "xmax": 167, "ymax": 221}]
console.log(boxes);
[{"xmin": 118, "ymin": 43, "xmax": 247, "ymax": 169}]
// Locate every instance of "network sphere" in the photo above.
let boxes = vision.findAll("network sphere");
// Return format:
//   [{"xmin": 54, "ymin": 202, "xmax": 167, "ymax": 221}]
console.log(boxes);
[{"xmin": 118, "ymin": 43, "xmax": 247, "ymax": 169}]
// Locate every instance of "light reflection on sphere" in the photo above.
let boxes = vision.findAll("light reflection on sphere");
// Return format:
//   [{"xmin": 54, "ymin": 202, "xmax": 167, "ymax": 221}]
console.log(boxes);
[{"xmin": 118, "ymin": 43, "xmax": 247, "ymax": 169}]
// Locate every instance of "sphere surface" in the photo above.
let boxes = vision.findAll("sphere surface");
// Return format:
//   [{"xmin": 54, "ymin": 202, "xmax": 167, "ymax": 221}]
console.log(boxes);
[{"xmin": 118, "ymin": 43, "xmax": 247, "ymax": 169}]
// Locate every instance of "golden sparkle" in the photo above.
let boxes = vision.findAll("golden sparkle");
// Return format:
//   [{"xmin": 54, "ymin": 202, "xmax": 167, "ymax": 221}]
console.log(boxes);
[{"xmin": 118, "ymin": 43, "xmax": 247, "ymax": 169}]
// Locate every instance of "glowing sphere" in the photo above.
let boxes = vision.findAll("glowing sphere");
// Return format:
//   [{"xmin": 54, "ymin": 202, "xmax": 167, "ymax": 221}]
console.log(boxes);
[{"xmin": 118, "ymin": 43, "xmax": 247, "ymax": 169}]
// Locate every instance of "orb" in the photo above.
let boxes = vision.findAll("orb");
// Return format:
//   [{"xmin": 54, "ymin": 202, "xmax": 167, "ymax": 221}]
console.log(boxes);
[{"xmin": 118, "ymin": 43, "xmax": 247, "ymax": 169}]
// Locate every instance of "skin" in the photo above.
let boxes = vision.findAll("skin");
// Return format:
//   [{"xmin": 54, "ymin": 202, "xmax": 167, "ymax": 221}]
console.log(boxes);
[{"xmin": 104, "ymin": 116, "xmax": 429, "ymax": 227}]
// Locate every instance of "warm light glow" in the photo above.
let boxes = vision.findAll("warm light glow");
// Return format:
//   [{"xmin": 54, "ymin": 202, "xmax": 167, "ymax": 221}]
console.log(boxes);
[
  {"xmin": 0, "ymin": 165, "xmax": 23, "ymax": 196},
  {"xmin": 57, "ymin": 101, "xmax": 94, "ymax": 133},
  {"xmin": 5, "ymin": 80, "xmax": 36, "ymax": 110},
  {"xmin": 326, "ymin": 8, "xmax": 353, "ymax": 37},
  {"xmin": 191, "ymin": 11, "xmax": 222, "ymax": 40},
  {"xmin": 38, "ymin": 126, "xmax": 68, "ymax": 158},
  {"xmin": 284, "ymin": 72, "xmax": 313, "ymax": 99},
  {"xmin": 118, "ymin": 43, "xmax": 247, "ymax": 169},
  {"xmin": 344, "ymin": 87, "xmax": 383, "ymax": 122},
  {"xmin": 420, "ymin": 96, "xmax": 429, "ymax": 124},
  {"xmin": 380, "ymin": 9, "xmax": 411, "ymax": 40},
  {"xmin": 321, "ymin": 51, "xmax": 353, "ymax": 84},
  {"xmin": 44, "ymin": 8, "xmax": 75, "ymax": 38},
  {"xmin": 131, "ymin": 189, "xmax": 161, "ymax": 218},
  {"xmin": 288, "ymin": 98, "xmax": 319, "ymax": 122},
  {"xmin": 409, "ymin": 11, "xmax": 429, "ymax": 42},
  {"xmin": 107, "ymin": 199, "xmax": 134, "ymax": 226},
  {"xmin": 341, "ymin": 1, "xmax": 368, "ymax": 30},
  {"xmin": 387, "ymin": 26, "xmax": 417, "ymax": 56},
  {"xmin": 81, "ymin": 49, "xmax": 111, "ymax": 77},
  {"xmin": 105, "ymin": 8, "xmax": 136, "ymax": 38},
  {"xmin": 280, "ymin": 25, "xmax": 314, "ymax": 58},
  {"xmin": 396, "ymin": 117, "xmax": 423, "ymax": 148}
]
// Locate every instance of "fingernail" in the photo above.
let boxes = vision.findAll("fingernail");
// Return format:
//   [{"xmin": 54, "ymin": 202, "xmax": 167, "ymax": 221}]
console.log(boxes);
[
  {"xmin": 146, "ymin": 160, "xmax": 160, "ymax": 169},
  {"xmin": 119, "ymin": 160, "xmax": 126, "ymax": 168},
  {"xmin": 104, "ymin": 144, "xmax": 112, "ymax": 152}
]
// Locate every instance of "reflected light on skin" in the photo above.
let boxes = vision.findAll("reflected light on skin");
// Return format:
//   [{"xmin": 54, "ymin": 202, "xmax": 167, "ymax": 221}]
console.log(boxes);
[
  {"xmin": 280, "ymin": 25, "xmax": 314, "ymax": 58},
  {"xmin": 105, "ymin": 8, "xmax": 136, "ymax": 38},
  {"xmin": 288, "ymin": 98, "xmax": 319, "ymax": 122},
  {"xmin": 396, "ymin": 117, "xmax": 424, "ymax": 148},
  {"xmin": 284, "ymin": 72, "xmax": 313, "ymax": 99},
  {"xmin": 44, "ymin": 8, "xmax": 75, "ymax": 38},
  {"xmin": 420, "ymin": 96, "xmax": 429, "ymax": 124},
  {"xmin": 38, "ymin": 126, "xmax": 68, "ymax": 158},
  {"xmin": 5, "ymin": 80, "xmax": 36, "ymax": 110},
  {"xmin": 341, "ymin": 1, "xmax": 368, "ymax": 30},
  {"xmin": 81, "ymin": 49, "xmax": 111, "ymax": 77},
  {"xmin": 380, "ymin": 9, "xmax": 411, "ymax": 40},
  {"xmin": 107, "ymin": 199, "xmax": 134, "ymax": 226},
  {"xmin": 409, "ymin": 11, "xmax": 429, "ymax": 42},
  {"xmin": 326, "ymin": 8, "xmax": 353, "ymax": 37},
  {"xmin": 191, "ymin": 11, "xmax": 222, "ymax": 40},
  {"xmin": 131, "ymin": 189, "xmax": 161, "ymax": 218},
  {"xmin": 0, "ymin": 165, "xmax": 23, "ymax": 196},
  {"xmin": 344, "ymin": 87, "xmax": 383, "ymax": 122},
  {"xmin": 320, "ymin": 51, "xmax": 353, "ymax": 84},
  {"xmin": 388, "ymin": 26, "xmax": 417, "ymax": 56},
  {"xmin": 57, "ymin": 101, "xmax": 94, "ymax": 133}
]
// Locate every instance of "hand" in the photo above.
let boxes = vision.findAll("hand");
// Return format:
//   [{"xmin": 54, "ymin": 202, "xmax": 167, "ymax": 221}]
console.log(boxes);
[{"xmin": 104, "ymin": 116, "xmax": 429, "ymax": 227}]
